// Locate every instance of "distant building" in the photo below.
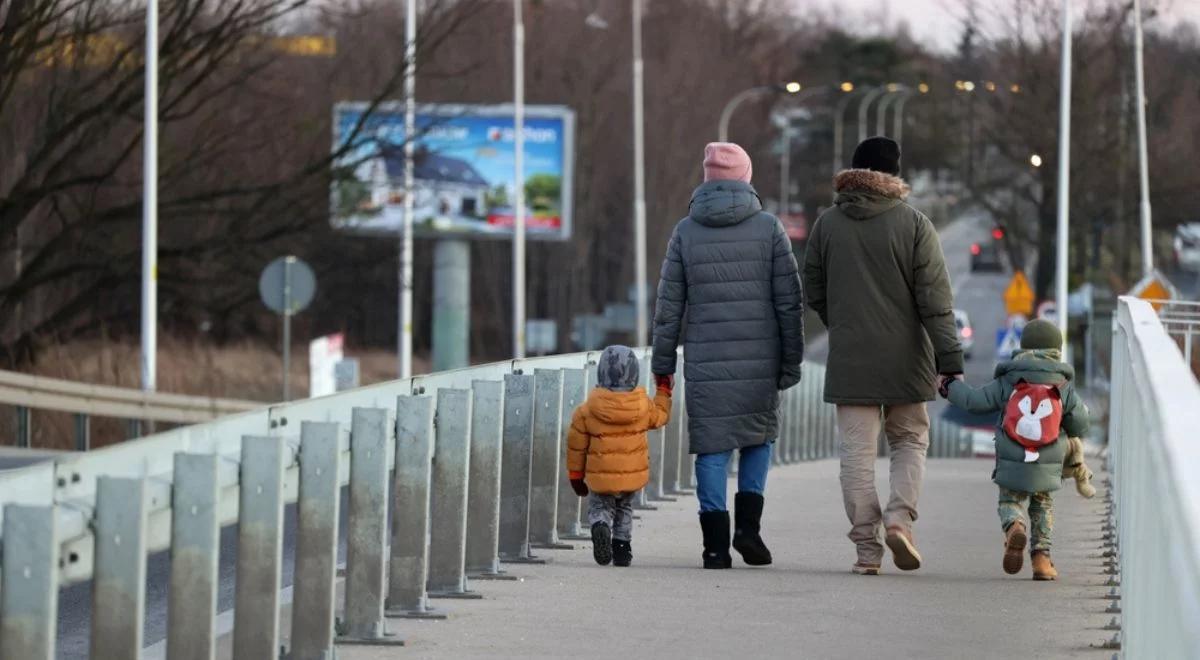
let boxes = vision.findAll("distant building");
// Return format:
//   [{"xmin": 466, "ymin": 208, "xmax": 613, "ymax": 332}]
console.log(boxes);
[{"xmin": 361, "ymin": 144, "xmax": 490, "ymax": 220}]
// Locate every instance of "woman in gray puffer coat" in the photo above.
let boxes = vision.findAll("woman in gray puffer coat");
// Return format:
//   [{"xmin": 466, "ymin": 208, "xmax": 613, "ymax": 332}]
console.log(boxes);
[{"xmin": 651, "ymin": 142, "xmax": 804, "ymax": 569}]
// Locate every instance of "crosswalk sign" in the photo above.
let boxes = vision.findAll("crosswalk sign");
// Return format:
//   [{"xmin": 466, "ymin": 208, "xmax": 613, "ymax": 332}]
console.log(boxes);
[
  {"xmin": 996, "ymin": 325, "xmax": 1023, "ymax": 360},
  {"xmin": 1004, "ymin": 271, "xmax": 1035, "ymax": 316}
]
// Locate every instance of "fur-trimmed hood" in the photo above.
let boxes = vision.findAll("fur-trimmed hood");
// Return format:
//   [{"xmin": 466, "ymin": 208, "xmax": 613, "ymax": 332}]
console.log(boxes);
[{"xmin": 832, "ymin": 169, "xmax": 911, "ymax": 220}]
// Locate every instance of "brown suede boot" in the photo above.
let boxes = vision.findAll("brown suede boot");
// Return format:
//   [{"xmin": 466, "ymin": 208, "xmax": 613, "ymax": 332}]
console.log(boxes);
[
  {"xmin": 1031, "ymin": 550, "xmax": 1058, "ymax": 581},
  {"xmin": 885, "ymin": 526, "xmax": 922, "ymax": 571},
  {"xmin": 1003, "ymin": 521, "xmax": 1027, "ymax": 575}
]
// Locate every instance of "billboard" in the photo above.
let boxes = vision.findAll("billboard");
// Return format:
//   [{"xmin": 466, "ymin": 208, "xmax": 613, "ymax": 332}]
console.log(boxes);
[{"xmin": 332, "ymin": 103, "xmax": 575, "ymax": 241}]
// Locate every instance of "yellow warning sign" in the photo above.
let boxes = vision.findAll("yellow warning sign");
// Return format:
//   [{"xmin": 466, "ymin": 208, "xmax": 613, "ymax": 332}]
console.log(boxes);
[
  {"xmin": 1004, "ymin": 271, "xmax": 1036, "ymax": 316},
  {"xmin": 1129, "ymin": 271, "xmax": 1176, "ymax": 311}
]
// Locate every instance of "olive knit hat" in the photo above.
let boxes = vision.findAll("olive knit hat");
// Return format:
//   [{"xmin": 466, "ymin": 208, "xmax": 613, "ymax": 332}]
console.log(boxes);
[{"xmin": 1020, "ymin": 319, "xmax": 1063, "ymax": 350}]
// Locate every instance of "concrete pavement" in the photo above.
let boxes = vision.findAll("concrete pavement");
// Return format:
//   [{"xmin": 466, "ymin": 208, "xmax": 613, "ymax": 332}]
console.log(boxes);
[{"xmin": 338, "ymin": 459, "xmax": 1114, "ymax": 660}]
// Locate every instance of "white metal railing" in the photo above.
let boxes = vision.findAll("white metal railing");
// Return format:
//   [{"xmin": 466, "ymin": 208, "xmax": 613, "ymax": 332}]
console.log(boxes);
[
  {"xmin": 0, "ymin": 348, "xmax": 968, "ymax": 658},
  {"xmin": 0, "ymin": 369, "xmax": 259, "ymax": 449},
  {"xmin": 1148, "ymin": 299, "xmax": 1200, "ymax": 371},
  {"xmin": 1108, "ymin": 296, "xmax": 1200, "ymax": 657}
]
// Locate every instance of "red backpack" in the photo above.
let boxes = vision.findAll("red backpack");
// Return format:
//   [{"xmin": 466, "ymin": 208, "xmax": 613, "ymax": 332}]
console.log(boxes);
[{"xmin": 1002, "ymin": 381, "xmax": 1064, "ymax": 453}]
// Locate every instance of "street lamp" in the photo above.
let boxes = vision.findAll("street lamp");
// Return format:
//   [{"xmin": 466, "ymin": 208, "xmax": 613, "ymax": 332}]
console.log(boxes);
[
  {"xmin": 1055, "ymin": 0, "xmax": 1073, "ymax": 342},
  {"xmin": 857, "ymin": 86, "xmax": 887, "ymax": 142},
  {"xmin": 718, "ymin": 82, "xmax": 801, "ymax": 142},
  {"xmin": 832, "ymin": 84, "xmax": 870, "ymax": 176},
  {"xmin": 513, "ymin": 0, "xmax": 526, "ymax": 359},
  {"xmin": 1030, "ymin": 153, "xmax": 1043, "ymax": 168},
  {"xmin": 875, "ymin": 83, "xmax": 907, "ymax": 136},
  {"xmin": 632, "ymin": 0, "xmax": 648, "ymax": 349},
  {"xmin": 141, "ymin": 0, "xmax": 158, "ymax": 395},
  {"xmin": 1133, "ymin": 0, "xmax": 1154, "ymax": 276},
  {"xmin": 774, "ymin": 86, "xmax": 831, "ymax": 216}
]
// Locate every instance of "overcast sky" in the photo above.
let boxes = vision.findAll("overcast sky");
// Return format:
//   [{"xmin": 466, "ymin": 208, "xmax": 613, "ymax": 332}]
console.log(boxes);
[{"xmin": 802, "ymin": 0, "xmax": 1200, "ymax": 53}]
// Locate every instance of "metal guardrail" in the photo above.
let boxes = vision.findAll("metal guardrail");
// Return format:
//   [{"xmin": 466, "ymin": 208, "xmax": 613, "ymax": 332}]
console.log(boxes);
[
  {"xmin": 0, "ymin": 350, "xmax": 971, "ymax": 658},
  {"xmin": 1147, "ymin": 299, "xmax": 1200, "ymax": 370},
  {"xmin": 0, "ymin": 369, "xmax": 260, "ymax": 449},
  {"xmin": 1108, "ymin": 296, "xmax": 1200, "ymax": 657}
]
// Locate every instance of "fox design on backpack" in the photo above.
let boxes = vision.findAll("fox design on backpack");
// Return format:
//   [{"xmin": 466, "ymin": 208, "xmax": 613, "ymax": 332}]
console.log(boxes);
[{"xmin": 1002, "ymin": 381, "xmax": 1063, "ymax": 463}]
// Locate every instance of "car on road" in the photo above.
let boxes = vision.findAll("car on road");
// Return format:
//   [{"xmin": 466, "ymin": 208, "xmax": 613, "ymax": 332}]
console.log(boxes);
[
  {"xmin": 954, "ymin": 309, "xmax": 975, "ymax": 359},
  {"xmin": 1175, "ymin": 223, "xmax": 1200, "ymax": 272},
  {"xmin": 970, "ymin": 241, "xmax": 1003, "ymax": 272}
]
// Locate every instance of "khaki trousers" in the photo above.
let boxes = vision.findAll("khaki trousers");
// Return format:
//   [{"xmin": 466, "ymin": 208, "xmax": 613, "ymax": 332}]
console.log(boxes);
[{"xmin": 836, "ymin": 403, "xmax": 930, "ymax": 564}]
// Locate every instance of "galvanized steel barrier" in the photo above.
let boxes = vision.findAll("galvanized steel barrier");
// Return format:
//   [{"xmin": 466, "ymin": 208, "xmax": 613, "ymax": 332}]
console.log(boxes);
[
  {"xmin": 1107, "ymin": 296, "xmax": 1200, "ymax": 657},
  {"xmin": 0, "ymin": 350, "xmax": 970, "ymax": 658}
]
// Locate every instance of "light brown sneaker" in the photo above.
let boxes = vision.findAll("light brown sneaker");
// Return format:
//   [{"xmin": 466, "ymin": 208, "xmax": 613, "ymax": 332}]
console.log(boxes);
[
  {"xmin": 1003, "ymin": 521, "xmax": 1027, "ymax": 575},
  {"xmin": 851, "ymin": 562, "xmax": 881, "ymax": 576},
  {"xmin": 1031, "ymin": 550, "xmax": 1058, "ymax": 581},
  {"xmin": 884, "ymin": 526, "xmax": 922, "ymax": 571}
]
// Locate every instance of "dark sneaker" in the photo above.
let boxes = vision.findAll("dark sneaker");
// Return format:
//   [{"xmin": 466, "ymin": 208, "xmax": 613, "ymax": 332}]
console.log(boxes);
[
  {"xmin": 851, "ymin": 562, "xmax": 881, "ymax": 576},
  {"xmin": 591, "ymin": 522, "xmax": 612, "ymax": 566},
  {"xmin": 1004, "ymin": 521, "xmax": 1027, "ymax": 575},
  {"xmin": 612, "ymin": 539, "xmax": 632, "ymax": 567}
]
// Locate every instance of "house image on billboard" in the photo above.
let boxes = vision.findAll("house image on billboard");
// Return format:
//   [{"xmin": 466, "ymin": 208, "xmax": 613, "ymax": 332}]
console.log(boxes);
[{"xmin": 360, "ymin": 144, "xmax": 490, "ymax": 221}]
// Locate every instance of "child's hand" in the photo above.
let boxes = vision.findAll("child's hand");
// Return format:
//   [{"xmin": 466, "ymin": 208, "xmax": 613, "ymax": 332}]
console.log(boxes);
[{"xmin": 570, "ymin": 478, "xmax": 589, "ymax": 497}]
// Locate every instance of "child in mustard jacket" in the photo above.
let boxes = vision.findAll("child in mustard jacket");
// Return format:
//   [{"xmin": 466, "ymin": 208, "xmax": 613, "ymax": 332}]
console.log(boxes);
[{"xmin": 567, "ymin": 345, "xmax": 671, "ymax": 567}]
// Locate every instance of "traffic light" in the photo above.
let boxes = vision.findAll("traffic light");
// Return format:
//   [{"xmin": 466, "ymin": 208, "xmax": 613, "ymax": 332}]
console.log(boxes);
[
  {"xmin": 970, "ymin": 243, "xmax": 982, "ymax": 256},
  {"xmin": 991, "ymin": 226, "xmax": 1005, "ymax": 241}
]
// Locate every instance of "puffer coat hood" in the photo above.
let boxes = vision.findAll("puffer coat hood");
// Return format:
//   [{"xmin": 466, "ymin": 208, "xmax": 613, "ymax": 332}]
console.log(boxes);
[
  {"xmin": 651, "ymin": 180, "xmax": 804, "ymax": 455},
  {"xmin": 688, "ymin": 180, "xmax": 763, "ymax": 228},
  {"xmin": 566, "ymin": 387, "xmax": 672, "ymax": 494},
  {"xmin": 948, "ymin": 349, "xmax": 1090, "ymax": 493}
]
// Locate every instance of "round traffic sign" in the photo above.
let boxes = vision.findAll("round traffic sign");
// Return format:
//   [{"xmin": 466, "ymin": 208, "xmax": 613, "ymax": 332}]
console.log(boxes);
[{"xmin": 259, "ymin": 256, "xmax": 316, "ymax": 314}]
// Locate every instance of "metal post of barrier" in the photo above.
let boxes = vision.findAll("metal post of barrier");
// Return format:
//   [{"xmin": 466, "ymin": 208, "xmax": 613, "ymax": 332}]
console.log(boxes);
[
  {"xmin": 74, "ymin": 412, "xmax": 90, "ymax": 451},
  {"xmin": 233, "ymin": 436, "xmax": 287, "ymax": 659},
  {"xmin": 338, "ymin": 409, "xmax": 405, "ymax": 646},
  {"xmin": 428, "ymin": 389, "xmax": 481, "ymax": 598},
  {"xmin": 557, "ymin": 368, "xmax": 589, "ymax": 539},
  {"xmin": 662, "ymin": 378, "xmax": 685, "ymax": 495},
  {"xmin": 678, "ymin": 370, "xmax": 695, "ymax": 489},
  {"xmin": 166, "ymin": 453, "xmax": 220, "ymax": 660},
  {"xmin": 289, "ymin": 422, "xmax": 342, "ymax": 659},
  {"xmin": 125, "ymin": 419, "xmax": 142, "ymax": 441},
  {"xmin": 499, "ymin": 373, "xmax": 544, "ymax": 563},
  {"xmin": 466, "ymin": 380, "xmax": 514, "ymax": 580},
  {"xmin": 789, "ymin": 386, "xmax": 800, "ymax": 462},
  {"xmin": 641, "ymin": 357, "xmax": 671, "ymax": 502},
  {"xmin": 386, "ymin": 395, "xmax": 444, "ymax": 618},
  {"xmin": 529, "ymin": 369, "xmax": 571, "ymax": 547},
  {"xmin": 0, "ymin": 504, "xmax": 58, "ymax": 660},
  {"xmin": 90, "ymin": 477, "xmax": 148, "ymax": 658},
  {"xmin": 773, "ymin": 388, "xmax": 786, "ymax": 467},
  {"xmin": 578, "ymin": 363, "xmax": 597, "ymax": 531},
  {"xmin": 15, "ymin": 405, "xmax": 30, "ymax": 448}
]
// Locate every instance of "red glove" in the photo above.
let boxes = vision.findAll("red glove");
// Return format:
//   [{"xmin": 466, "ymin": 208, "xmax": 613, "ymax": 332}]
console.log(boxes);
[
  {"xmin": 570, "ymin": 478, "xmax": 589, "ymax": 497},
  {"xmin": 654, "ymin": 374, "xmax": 674, "ymax": 394}
]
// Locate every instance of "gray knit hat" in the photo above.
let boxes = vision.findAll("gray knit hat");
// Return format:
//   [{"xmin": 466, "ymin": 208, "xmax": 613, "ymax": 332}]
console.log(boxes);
[{"xmin": 597, "ymin": 345, "xmax": 640, "ymax": 392}]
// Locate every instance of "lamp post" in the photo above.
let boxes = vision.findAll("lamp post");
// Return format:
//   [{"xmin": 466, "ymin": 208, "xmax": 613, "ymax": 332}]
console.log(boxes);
[
  {"xmin": 1056, "ymin": 0, "xmax": 1073, "ymax": 342},
  {"xmin": 513, "ymin": 0, "xmax": 526, "ymax": 359},
  {"xmin": 1133, "ymin": 0, "xmax": 1153, "ymax": 276},
  {"xmin": 774, "ymin": 87, "xmax": 829, "ymax": 217},
  {"xmin": 632, "ymin": 0, "xmax": 647, "ymax": 348},
  {"xmin": 141, "ymin": 0, "xmax": 158, "ymax": 395},
  {"xmin": 398, "ymin": 0, "xmax": 417, "ymax": 378},
  {"xmin": 832, "ymin": 84, "xmax": 868, "ymax": 176},
  {"xmin": 718, "ymin": 81, "xmax": 800, "ymax": 143},
  {"xmin": 875, "ymin": 84, "xmax": 903, "ymax": 136},
  {"xmin": 857, "ymin": 86, "xmax": 886, "ymax": 143}
]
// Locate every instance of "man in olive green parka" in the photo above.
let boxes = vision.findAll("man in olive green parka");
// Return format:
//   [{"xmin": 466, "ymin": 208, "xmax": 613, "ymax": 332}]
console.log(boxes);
[{"xmin": 804, "ymin": 137, "xmax": 963, "ymax": 575}]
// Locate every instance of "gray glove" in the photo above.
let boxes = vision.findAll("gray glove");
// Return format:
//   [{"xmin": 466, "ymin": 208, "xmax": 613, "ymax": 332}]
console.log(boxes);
[{"xmin": 777, "ymin": 363, "xmax": 802, "ymax": 391}]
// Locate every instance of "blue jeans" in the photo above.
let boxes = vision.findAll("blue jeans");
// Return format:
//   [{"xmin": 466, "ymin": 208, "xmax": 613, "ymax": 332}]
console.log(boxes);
[{"xmin": 695, "ymin": 442, "xmax": 772, "ymax": 513}]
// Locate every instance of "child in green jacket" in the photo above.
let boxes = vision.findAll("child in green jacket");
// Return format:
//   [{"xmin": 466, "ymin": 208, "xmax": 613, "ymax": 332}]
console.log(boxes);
[{"xmin": 940, "ymin": 320, "xmax": 1090, "ymax": 580}]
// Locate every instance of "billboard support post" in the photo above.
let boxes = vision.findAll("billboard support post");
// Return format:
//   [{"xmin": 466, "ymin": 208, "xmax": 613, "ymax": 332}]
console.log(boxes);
[
  {"xmin": 433, "ymin": 240, "xmax": 471, "ymax": 371},
  {"xmin": 399, "ymin": 0, "xmax": 417, "ymax": 379},
  {"xmin": 513, "ymin": 0, "xmax": 527, "ymax": 360}
]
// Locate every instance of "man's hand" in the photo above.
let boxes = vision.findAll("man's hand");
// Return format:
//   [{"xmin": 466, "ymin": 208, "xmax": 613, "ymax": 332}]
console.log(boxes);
[
  {"xmin": 778, "ymin": 363, "xmax": 802, "ymax": 391},
  {"xmin": 937, "ymin": 373, "xmax": 963, "ymax": 399},
  {"xmin": 654, "ymin": 374, "xmax": 674, "ymax": 394}
]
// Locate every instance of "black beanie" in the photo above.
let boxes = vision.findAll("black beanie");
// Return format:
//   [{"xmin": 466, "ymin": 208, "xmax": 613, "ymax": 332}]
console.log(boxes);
[{"xmin": 852, "ymin": 137, "xmax": 901, "ymax": 175}]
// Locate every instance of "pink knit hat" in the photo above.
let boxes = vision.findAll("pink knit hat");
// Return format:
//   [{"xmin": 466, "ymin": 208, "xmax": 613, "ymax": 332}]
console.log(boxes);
[{"xmin": 703, "ymin": 142, "xmax": 753, "ymax": 183}]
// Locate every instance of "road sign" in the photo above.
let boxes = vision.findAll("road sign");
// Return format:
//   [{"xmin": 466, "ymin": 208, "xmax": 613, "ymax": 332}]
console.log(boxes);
[
  {"xmin": 1128, "ymin": 270, "xmax": 1177, "ymax": 311},
  {"xmin": 1004, "ymin": 271, "xmax": 1035, "ymax": 316},
  {"xmin": 259, "ymin": 256, "xmax": 317, "ymax": 401},
  {"xmin": 526, "ymin": 319, "xmax": 557, "ymax": 356},
  {"xmin": 996, "ymin": 326, "xmax": 1023, "ymax": 360},
  {"xmin": 309, "ymin": 333, "xmax": 344, "ymax": 398},
  {"xmin": 259, "ymin": 256, "xmax": 316, "ymax": 314}
]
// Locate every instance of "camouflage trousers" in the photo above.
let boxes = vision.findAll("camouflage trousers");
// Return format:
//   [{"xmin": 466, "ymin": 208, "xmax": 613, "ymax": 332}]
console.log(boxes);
[{"xmin": 998, "ymin": 487, "xmax": 1054, "ymax": 551}]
